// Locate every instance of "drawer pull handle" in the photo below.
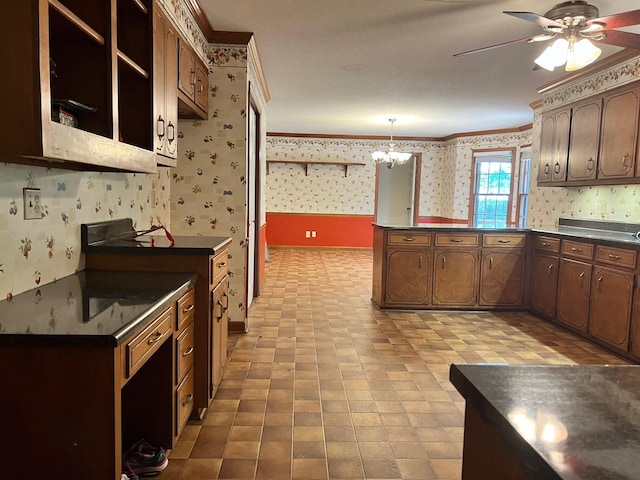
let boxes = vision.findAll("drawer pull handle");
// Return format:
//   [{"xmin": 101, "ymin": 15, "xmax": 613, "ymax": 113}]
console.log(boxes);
[
  {"xmin": 450, "ymin": 239, "xmax": 463, "ymax": 243},
  {"xmin": 542, "ymin": 242, "xmax": 550, "ymax": 247},
  {"xmin": 547, "ymin": 264, "xmax": 554, "ymax": 275},
  {"xmin": 608, "ymin": 254, "xmax": 622, "ymax": 260},
  {"xmin": 217, "ymin": 262, "xmax": 226, "ymax": 268},
  {"xmin": 442, "ymin": 256, "xmax": 446, "ymax": 269},
  {"xmin": 571, "ymin": 247, "xmax": 582, "ymax": 253},
  {"xmin": 182, "ymin": 346, "xmax": 194, "ymax": 356},
  {"xmin": 554, "ymin": 162, "xmax": 560, "ymax": 174},
  {"xmin": 597, "ymin": 275, "xmax": 603, "ymax": 290},
  {"xmin": 403, "ymin": 237, "xmax": 416, "ymax": 242},
  {"xmin": 497, "ymin": 239, "xmax": 511, "ymax": 244},
  {"xmin": 147, "ymin": 331, "xmax": 163, "ymax": 345},
  {"xmin": 489, "ymin": 257, "xmax": 494, "ymax": 269},
  {"xmin": 182, "ymin": 304, "xmax": 195, "ymax": 314},
  {"xmin": 182, "ymin": 394, "xmax": 193, "ymax": 406},
  {"xmin": 586, "ymin": 158, "xmax": 595, "ymax": 172},
  {"xmin": 544, "ymin": 164, "xmax": 550, "ymax": 175}
]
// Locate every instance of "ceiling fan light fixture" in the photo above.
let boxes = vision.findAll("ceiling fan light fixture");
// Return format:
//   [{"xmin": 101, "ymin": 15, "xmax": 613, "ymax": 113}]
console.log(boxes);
[
  {"xmin": 371, "ymin": 119, "xmax": 412, "ymax": 167},
  {"xmin": 565, "ymin": 38, "xmax": 601, "ymax": 71},
  {"xmin": 534, "ymin": 38, "xmax": 569, "ymax": 71}
]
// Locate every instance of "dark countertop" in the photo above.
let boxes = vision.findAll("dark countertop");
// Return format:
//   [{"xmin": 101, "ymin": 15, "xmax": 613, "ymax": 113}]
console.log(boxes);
[
  {"xmin": 450, "ymin": 364, "xmax": 640, "ymax": 480},
  {"xmin": 373, "ymin": 223, "xmax": 527, "ymax": 233},
  {"xmin": 81, "ymin": 218, "xmax": 231, "ymax": 255},
  {"xmin": 0, "ymin": 270, "xmax": 196, "ymax": 347}
]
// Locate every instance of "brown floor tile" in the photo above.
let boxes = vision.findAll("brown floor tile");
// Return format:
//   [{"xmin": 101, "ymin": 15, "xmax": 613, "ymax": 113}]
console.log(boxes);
[{"xmin": 172, "ymin": 248, "xmax": 625, "ymax": 479}]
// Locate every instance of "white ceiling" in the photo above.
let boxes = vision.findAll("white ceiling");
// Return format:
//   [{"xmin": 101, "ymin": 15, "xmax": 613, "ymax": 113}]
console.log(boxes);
[{"xmin": 199, "ymin": 0, "xmax": 640, "ymax": 137}]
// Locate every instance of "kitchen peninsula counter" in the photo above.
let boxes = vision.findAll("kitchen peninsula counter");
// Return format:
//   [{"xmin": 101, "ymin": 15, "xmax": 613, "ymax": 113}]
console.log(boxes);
[{"xmin": 450, "ymin": 363, "xmax": 640, "ymax": 480}]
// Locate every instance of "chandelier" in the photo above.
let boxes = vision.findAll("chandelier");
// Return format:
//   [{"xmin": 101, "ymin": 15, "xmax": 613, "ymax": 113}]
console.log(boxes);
[{"xmin": 371, "ymin": 118, "xmax": 412, "ymax": 167}]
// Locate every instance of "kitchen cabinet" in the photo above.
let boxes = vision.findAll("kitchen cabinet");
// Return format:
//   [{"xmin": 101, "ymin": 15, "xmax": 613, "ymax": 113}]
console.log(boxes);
[
  {"xmin": 537, "ymin": 107, "xmax": 570, "ymax": 185},
  {"xmin": 566, "ymin": 99, "xmax": 600, "ymax": 182},
  {"xmin": 83, "ymin": 223, "xmax": 232, "ymax": 421},
  {"xmin": 153, "ymin": 3, "xmax": 178, "ymax": 166},
  {"xmin": 177, "ymin": 37, "xmax": 208, "ymax": 119},
  {"xmin": 479, "ymin": 234, "xmax": 525, "ymax": 306},
  {"xmin": 432, "ymin": 233, "xmax": 479, "ymax": 306},
  {"xmin": 175, "ymin": 287, "xmax": 195, "ymax": 440},
  {"xmin": 212, "ymin": 275, "xmax": 230, "ymax": 391},
  {"xmin": 529, "ymin": 236, "xmax": 560, "ymax": 319},
  {"xmin": 598, "ymin": 86, "xmax": 640, "ymax": 180},
  {"xmin": 0, "ymin": 271, "xmax": 194, "ymax": 479},
  {"xmin": 0, "ymin": 0, "xmax": 156, "ymax": 173},
  {"xmin": 588, "ymin": 245, "xmax": 636, "ymax": 352},
  {"xmin": 556, "ymin": 259, "xmax": 592, "ymax": 333}
]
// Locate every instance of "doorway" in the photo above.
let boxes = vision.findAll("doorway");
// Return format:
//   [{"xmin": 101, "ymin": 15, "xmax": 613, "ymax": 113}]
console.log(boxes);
[{"xmin": 374, "ymin": 154, "xmax": 422, "ymax": 226}]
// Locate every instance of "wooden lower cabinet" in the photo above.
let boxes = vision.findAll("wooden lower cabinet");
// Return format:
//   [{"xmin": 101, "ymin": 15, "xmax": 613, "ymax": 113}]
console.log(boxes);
[
  {"xmin": 432, "ymin": 249, "xmax": 479, "ymax": 306},
  {"xmin": 479, "ymin": 250, "xmax": 524, "ymax": 306},
  {"xmin": 529, "ymin": 253, "xmax": 559, "ymax": 319},
  {"xmin": 556, "ymin": 259, "xmax": 592, "ymax": 332},
  {"xmin": 588, "ymin": 266, "xmax": 634, "ymax": 352},
  {"xmin": 385, "ymin": 248, "xmax": 431, "ymax": 306},
  {"xmin": 212, "ymin": 275, "xmax": 229, "ymax": 393}
]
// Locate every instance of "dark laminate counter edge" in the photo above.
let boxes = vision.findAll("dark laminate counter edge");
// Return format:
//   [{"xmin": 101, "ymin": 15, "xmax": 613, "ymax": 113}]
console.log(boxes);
[
  {"xmin": 450, "ymin": 364, "xmax": 563, "ymax": 480},
  {"xmin": 83, "ymin": 235, "xmax": 232, "ymax": 255}
]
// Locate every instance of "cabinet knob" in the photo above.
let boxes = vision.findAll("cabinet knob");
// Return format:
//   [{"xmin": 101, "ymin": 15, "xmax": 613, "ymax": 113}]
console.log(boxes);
[
  {"xmin": 167, "ymin": 122, "xmax": 175, "ymax": 144},
  {"xmin": 586, "ymin": 158, "xmax": 595, "ymax": 172},
  {"xmin": 547, "ymin": 264, "xmax": 554, "ymax": 275},
  {"xmin": 544, "ymin": 164, "xmax": 550, "ymax": 175},
  {"xmin": 554, "ymin": 162, "xmax": 560, "ymax": 174},
  {"xmin": 489, "ymin": 257, "xmax": 494, "ymax": 269},
  {"xmin": 156, "ymin": 115, "xmax": 165, "ymax": 139}
]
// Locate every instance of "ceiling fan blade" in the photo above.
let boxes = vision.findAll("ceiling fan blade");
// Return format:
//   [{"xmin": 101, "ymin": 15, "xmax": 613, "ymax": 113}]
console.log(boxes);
[
  {"xmin": 503, "ymin": 11, "xmax": 566, "ymax": 29},
  {"xmin": 596, "ymin": 30, "xmax": 640, "ymax": 50},
  {"xmin": 453, "ymin": 35, "xmax": 547, "ymax": 57},
  {"xmin": 589, "ymin": 9, "xmax": 640, "ymax": 29}
]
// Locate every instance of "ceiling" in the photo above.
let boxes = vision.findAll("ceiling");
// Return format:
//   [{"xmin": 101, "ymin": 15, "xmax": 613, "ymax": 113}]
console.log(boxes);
[{"xmin": 198, "ymin": 0, "xmax": 640, "ymax": 138}]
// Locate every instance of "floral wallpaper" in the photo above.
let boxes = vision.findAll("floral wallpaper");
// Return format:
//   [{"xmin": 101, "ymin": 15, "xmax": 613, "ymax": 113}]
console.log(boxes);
[
  {"xmin": 0, "ymin": 163, "xmax": 171, "ymax": 299},
  {"xmin": 528, "ymin": 53, "xmax": 640, "ymax": 227},
  {"xmin": 171, "ymin": 44, "xmax": 261, "ymax": 324},
  {"xmin": 266, "ymin": 132, "xmax": 531, "ymax": 221}
]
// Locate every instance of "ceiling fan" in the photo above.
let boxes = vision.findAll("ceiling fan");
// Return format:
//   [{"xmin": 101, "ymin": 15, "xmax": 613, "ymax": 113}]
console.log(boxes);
[{"xmin": 454, "ymin": 1, "xmax": 640, "ymax": 71}]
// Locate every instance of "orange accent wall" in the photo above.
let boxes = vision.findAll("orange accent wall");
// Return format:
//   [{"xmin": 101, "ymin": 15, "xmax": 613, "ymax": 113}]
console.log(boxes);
[{"xmin": 266, "ymin": 213, "xmax": 375, "ymax": 248}]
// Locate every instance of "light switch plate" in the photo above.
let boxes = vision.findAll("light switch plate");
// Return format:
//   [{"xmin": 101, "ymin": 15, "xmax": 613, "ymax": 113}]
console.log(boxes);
[{"xmin": 23, "ymin": 188, "xmax": 42, "ymax": 220}]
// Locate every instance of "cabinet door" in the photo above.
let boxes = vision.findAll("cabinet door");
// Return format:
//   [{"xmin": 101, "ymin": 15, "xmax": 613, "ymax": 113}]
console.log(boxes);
[
  {"xmin": 556, "ymin": 259, "xmax": 591, "ymax": 332},
  {"xmin": 211, "ymin": 277, "xmax": 229, "ymax": 396},
  {"xmin": 385, "ymin": 248, "xmax": 430, "ymax": 306},
  {"xmin": 567, "ymin": 100, "xmax": 600, "ymax": 182},
  {"xmin": 529, "ymin": 253, "xmax": 559, "ymax": 319},
  {"xmin": 599, "ymin": 88, "xmax": 639, "ymax": 179},
  {"xmin": 552, "ymin": 109, "xmax": 570, "ymax": 182},
  {"xmin": 589, "ymin": 266, "xmax": 633, "ymax": 351},
  {"xmin": 153, "ymin": 6, "xmax": 178, "ymax": 161},
  {"xmin": 178, "ymin": 39, "xmax": 196, "ymax": 99},
  {"xmin": 479, "ymin": 250, "xmax": 524, "ymax": 306},
  {"xmin": 195, "ymin": 61, "xmax": 209, "ymax": 113},
  {"xmin": 538, "ymin": 113, "xmax": 555, "ymax": 184},
  {"xmin": 432, "ymin": 249, "xmax": 478, "ymax": 306}
]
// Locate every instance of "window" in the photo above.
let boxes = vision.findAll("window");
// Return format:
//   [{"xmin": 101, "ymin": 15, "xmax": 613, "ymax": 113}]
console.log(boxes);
[
  {"xmin": 516, "ymin": 149, "xmax": 531, "ymax": 228},
  {"xmin": 470, "ymin": 150, "xmax": 514, "ymax": 228}
]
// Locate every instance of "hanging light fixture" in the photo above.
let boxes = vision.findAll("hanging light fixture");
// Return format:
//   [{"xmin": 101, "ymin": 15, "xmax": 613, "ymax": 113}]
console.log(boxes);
[
  {"xmin": 371, "ymin": 118, "xmax": 412, "ymax": 167},
  {"xmin": 534, "ymin": 33, "xmax": 601, "ymax": 72}
]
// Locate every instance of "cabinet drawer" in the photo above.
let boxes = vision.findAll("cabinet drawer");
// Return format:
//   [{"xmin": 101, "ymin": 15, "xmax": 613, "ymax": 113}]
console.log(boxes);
[
  {"xmin": 482, "ymin": 233, "xmax": 526, "ymax": 248},
  {"xmin": 534, "ymin": 236, "xmax": 560, "ymax": 253},
  {"xmin": 387, "ymin": 232, "xmax": 430, "ymax": 246},
  {"xmin": 177, "ymin": 287, "xmax": 195, "ymax": 332},
  {"xmin": 176, "ymin": 369, "xmax": 194, "ymax": 436},
  {"xmin": 595, "ymin": 245, "xmax": 637, "ymax": 269},
  {"xmin": 210, "ymin": 251, "xmax": 228, "ymax": 286},
  {"xmin": 435, "ymin": 233, "xmax": 479, "ymax": 247},
  {"xmin": 176, "ymin": 322, "xmax": 195, "ymax": 384},
  {"xmin": 125, "ymin": 307, "xmax": 173, "ymax": 379},
  {"xmin": 561, "ymin": 240, "xmax": 594, "ymax": 260}
]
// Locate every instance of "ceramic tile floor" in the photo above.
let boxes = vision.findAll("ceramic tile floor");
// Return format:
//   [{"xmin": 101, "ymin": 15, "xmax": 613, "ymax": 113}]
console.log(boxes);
[{"xmin": 162, "ymin": 248, "xmax": 626, "ymax": 480}]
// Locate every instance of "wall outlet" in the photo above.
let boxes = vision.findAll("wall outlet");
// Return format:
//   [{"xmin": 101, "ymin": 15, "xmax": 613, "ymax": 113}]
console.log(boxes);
[
  {"xmin": 23, "ymin": 188, "xmax": 42, "ymax": 220},
  {"xmin": 311, "ymin": 231, "xmax": 316, "ymax": 238},
  {"xmin": 305, "ymin": 230, "xmax": 311, "ymax": 238}
]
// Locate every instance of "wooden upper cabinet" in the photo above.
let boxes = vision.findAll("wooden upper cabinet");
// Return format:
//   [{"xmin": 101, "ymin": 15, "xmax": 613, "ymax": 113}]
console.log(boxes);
[
  {"xmin": 599, "ymin": 86, "xmax": 640, "ymax": 180},
  {"xmin": 567, "ymin": 99, "xmax": 601, "ymax": 182},
  {"xmin": 153, "ymin": 3, "xmax": 178, "ymax": 166},
  {"xmin": 0, "ymin": 1, "xmax": 156, "ymax": 173},
  {"xmin": 538, "ymin": 108, "xmax": 570, "ymax": 184},
  {"xmin": 177, "ymin": 37, "xmax": 208, "ymax": 119}
]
